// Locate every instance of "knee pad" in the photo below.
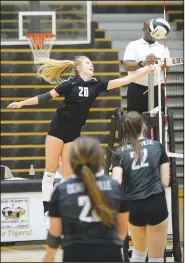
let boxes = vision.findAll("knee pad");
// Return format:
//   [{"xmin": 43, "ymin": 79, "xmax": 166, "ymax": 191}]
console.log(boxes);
[
  {"xmin": 42, "ymin": 171, "xmax": 55, "ymax": 184},
  {"xmin": 42, "ymin": 171, "xmax": 55, "ymax": 202},
  {"xmin": 130, "ymin": 248, "xmax": 147, "ymax": 262}
]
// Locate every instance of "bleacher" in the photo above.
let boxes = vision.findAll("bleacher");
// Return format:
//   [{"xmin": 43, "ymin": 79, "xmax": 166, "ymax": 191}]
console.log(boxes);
[
  {"xmin": 0, "ymin": 1, "xmax": 183, "ymax": 260},
  {"xmin": 1, "ymin": 1, "xmax": 121, "ymax": 178}
]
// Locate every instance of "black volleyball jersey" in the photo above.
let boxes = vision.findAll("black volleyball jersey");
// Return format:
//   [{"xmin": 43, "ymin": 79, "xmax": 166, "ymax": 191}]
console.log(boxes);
[
  {"xmin": 54, "ymin": 76, "xmax": 108, "ymax": 125},
  {"xmin": 49, "ymin": 172, "xmax": 124, "ymax": 247},
  {"xmin": 111, "ymin": 137, "xmax": 169, "ymax": 200}
]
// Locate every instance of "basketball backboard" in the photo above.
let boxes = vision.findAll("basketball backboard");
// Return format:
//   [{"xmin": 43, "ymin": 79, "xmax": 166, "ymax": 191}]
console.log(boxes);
[{"xmin": 1, "ymin": 1, "xmax": 92, "ymax": 45}]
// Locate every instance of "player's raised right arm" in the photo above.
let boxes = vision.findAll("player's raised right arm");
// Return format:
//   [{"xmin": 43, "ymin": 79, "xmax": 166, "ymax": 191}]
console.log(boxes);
[
  {"xmin": 7, "ymin": 89, "xmax": 59, "ymax": 108},
  {"xmin": 107, "ymin": 65, "xmax": 155, "ymax": 91}
]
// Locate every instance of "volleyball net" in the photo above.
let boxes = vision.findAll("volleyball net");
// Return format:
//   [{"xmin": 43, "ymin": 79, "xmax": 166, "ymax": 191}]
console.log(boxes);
[
  {"xmin": 151, "ymin": 57, "xmax": 183, "ymax": 262},
  {"xmin": 105, "ymin": 56, "xmax": 183, "ymax": 261}
]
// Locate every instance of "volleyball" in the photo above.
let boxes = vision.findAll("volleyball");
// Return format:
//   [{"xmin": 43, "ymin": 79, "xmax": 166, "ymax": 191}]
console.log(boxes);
[{"xmin": 149, "ymin": 18, "xmax": 170, "ymax": 39}]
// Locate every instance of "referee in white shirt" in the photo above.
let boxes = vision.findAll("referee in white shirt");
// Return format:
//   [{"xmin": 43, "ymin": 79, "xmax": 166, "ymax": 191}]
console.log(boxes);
[{"xmin": 123, "ymin": 19, "xmax": 170, "ymax": 113}]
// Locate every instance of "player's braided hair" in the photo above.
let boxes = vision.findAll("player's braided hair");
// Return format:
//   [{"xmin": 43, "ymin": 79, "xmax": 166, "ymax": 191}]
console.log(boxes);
[
  {"xmin": 122, "ymin": 111, "xmax": 144, "ymax": 161},
  {"xmin": 37, "ymin": 56, "xmax": 89, "ymax": 85},
  {"xmin": 70, "ymin": 136, "xmax": 115, "ymax": 227}
]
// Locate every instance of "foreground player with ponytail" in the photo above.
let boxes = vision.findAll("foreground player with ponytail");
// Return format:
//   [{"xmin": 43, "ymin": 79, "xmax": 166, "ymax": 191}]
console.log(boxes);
[
  {"xmin": 42, "ymin": 136, "xmax": 128, "ymax": 262},
  {"xmin": 111, "ymin": 111, "xmax": 170, "ymax": 262},
  {"xmin": 7, "ymin": 56, "xmax": 154, "ymax": 222}
]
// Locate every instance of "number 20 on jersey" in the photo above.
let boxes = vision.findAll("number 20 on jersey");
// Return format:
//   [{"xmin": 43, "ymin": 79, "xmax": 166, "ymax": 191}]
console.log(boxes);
[{"xmin": 79, "ymin": 87, "xmax": 89, "ymax": 97}]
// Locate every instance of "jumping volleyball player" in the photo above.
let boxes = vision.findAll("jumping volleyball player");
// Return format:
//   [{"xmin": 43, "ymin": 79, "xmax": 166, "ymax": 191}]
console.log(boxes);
[
  {"xmin": 43, "ymin": 136, "xmax": 128, "ymax": 262},
  {"xmin": 7, "ymin": 56, "xmax": 154, "ymax": 222},
  {"xmin": 111, "ymin": 111, "xmax": 170, "ymax": 262}
]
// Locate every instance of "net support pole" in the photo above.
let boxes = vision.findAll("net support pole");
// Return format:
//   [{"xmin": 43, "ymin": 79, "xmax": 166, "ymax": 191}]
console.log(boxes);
[
  {"xmin": 148, "ymin": 72, "xmax": 155, "ymax": 111},
  {"xmin": 157, "ymin": 64, "xmax": 163, "ymax": 143},
  {"xmin": 147, "ymin": 72, "xmax": 155, "ymax": 139}
]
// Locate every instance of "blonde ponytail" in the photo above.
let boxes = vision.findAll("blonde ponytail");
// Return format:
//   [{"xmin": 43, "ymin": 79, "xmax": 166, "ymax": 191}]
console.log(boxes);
[{"xmin": 37, "ymin": 59, "xmax": 74, "ymax": 85}]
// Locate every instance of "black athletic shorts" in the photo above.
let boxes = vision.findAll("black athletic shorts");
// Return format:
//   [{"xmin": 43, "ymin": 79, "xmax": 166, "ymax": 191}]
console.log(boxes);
[
  {"xmin": 126, "ymin": 193, "xmax": 168, "ymax": 226},
  {"xmin": 127, "ymin": 83, "xmax": 165, "ymax": 114},
  {"xmin": 48, "ymin": 114, "xmax": 82, "ymax": 143},
  {"xmin": 63, "ymin": 243, "xmax": 123, "ymax": 262}
]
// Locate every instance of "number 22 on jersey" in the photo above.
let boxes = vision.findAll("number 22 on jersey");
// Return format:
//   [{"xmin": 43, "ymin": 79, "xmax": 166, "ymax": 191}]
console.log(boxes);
[
  {"xmin": 130, "ymin": 148, "xmax": 149, "ymax": 170},
  {"xmin": 78, "ymin": 195, "xmax": 101, "ymax": 222},
  {"xmin": 79, "ymin": 86, "xmax": 89, "ymax": 97}
]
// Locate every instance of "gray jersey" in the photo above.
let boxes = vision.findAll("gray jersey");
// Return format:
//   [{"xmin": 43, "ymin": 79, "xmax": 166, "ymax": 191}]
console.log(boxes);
[
  {"xmin": 111, "ymin": 137, "xmax": 169, "ymax": 200},
  {"xmin": 49, "ymin": 172, "xmax": 124, "ymax": 247}
]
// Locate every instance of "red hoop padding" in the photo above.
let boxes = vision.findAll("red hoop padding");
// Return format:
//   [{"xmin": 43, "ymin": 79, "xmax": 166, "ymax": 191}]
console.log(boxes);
[{"xmin": 26, "ymin": 33, "xmax": 55, "ymax": 49}]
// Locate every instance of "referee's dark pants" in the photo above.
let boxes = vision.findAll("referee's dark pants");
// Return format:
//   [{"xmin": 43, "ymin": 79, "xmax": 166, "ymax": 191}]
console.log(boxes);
[{"xmin": 127, "ymin": 83, "xmax": 165, "ymax": 114}]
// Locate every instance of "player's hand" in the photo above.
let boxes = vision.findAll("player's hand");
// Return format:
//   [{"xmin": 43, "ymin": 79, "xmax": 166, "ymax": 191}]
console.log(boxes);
[
  {"xmin": 140, "ymin": 59, "xmax": 152, "ymax": 67},
  {"xmin": 146, "ymin": 64, "xmax": 155, "ymax": 73},
  {"xmin": 7, "ymin": 101, "xmax": 23, "ymax": 108},
  {"xmin": 146, "ymin": 54, "xmax": 160, "ymax": 64},
  {"xmin": 141, "ymin": 58, "xmax": 155, "ymax": 67}
]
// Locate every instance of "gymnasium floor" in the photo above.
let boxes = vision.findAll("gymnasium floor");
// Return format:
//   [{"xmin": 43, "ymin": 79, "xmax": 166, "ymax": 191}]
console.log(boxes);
[
  {"xmin": 1, "ymin": 200, "xmax": 183, "ymax": 262},
  {"xmin": 0, "ymin": 246, "xmax": 180, "ymax": 262}
]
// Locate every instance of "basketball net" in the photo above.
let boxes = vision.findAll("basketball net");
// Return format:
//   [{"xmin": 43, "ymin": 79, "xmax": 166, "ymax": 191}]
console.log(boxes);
[{"xmin": 26, "ymin": 33, "xmax": 55, "ymax": 64}]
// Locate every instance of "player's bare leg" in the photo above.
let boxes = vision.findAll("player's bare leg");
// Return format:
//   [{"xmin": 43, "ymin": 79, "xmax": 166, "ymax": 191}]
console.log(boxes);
[
  {"xmin": 61, "ymin": 142, "xmax": 74, "ymax": 179},
  {"xmin": 147, "ymin": 218, "xmax": 168, "ymax": 261},
  {"xmin": 129, "ymin": 223, "xmax": 147, "ymax": 262},
  {"xmin": 42, "ymin": 135, "xmax": 64, "ymax": 227}
]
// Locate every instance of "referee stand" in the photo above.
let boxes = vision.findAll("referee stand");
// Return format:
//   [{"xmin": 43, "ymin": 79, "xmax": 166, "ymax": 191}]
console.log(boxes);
[{"xmin": 105, "ymin": 73, "xmax": 182, "ymax": 262}]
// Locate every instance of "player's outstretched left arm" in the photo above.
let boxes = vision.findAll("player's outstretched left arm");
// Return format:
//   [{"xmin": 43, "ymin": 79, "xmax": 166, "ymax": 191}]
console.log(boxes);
[
  {"xmin": 107, "ymin": 65, "xmax": 154, "ymax": 91},
  {"xmin": 7, "ymin": 89, "xmax": 59, "ymax": 109}
]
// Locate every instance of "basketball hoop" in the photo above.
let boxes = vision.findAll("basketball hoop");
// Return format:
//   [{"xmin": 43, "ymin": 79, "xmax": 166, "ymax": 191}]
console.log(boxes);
[{"xmin": 26, "ymin": 33, "xmax": 55, "ymax": 64}]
